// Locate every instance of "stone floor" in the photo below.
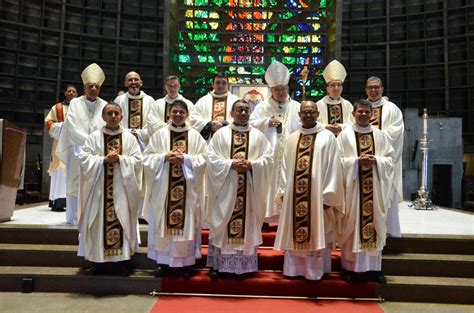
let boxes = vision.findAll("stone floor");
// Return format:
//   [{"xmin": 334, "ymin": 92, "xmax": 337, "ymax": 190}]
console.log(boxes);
[{"xmin": 5, "ymin": 201, "xmax": 474, "ymax": 237}]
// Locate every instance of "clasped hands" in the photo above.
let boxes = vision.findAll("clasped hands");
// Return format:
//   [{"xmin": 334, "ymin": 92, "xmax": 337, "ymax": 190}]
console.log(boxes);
[
  {"xmin": 358, "ymin": 155, "xmax": 376, "ymax": 167},
  {"xmin": 166, "ymin": 149, "xmax": 184, "ymax": 165},
  {"xmin": 104, "ymin": 148, "xmax": 120, "ymax": 164},
  {"xmin": 231, "ymin": 158, "xmax": 252, "ymax": 172}
]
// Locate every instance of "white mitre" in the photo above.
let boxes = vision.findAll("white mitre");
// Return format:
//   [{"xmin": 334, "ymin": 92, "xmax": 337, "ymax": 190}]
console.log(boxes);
[
  {"xmin": 81, "ymin": 63, "xmax": 105, "ymax": 87},
  {"xmin": 323, "ymin": 60, "xmax": 347, "ymax": 83},
  {"xmin": 265, "ymin": 61, "xmax": 290, "ymax": 88}
]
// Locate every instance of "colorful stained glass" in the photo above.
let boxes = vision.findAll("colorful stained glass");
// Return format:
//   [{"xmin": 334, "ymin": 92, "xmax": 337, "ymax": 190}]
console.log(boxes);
[{"xmin": 176, "ymin": 0, "xmax": 331, "ymax": 101}]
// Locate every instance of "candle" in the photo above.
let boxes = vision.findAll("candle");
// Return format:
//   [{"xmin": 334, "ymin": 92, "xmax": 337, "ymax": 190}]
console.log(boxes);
[{"xmin": 423, "ymin": 108, "xmax": 428, "ymax": 135}]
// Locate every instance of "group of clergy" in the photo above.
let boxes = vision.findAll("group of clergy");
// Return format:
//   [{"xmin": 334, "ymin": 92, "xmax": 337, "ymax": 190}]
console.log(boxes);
[{"xmin": 45, "ymin": 59, "xmax": 404, "ymax": 282}]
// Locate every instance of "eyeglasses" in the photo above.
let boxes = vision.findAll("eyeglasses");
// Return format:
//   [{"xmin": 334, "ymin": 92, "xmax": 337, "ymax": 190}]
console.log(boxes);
[
  {"xmin": 366, "ymin": 85, "xmax": 381, "ymax": 90},
  {"xmin": 301, "ymin": 110, "xmax": 317, "ymax": 115},
  {"xmin": 234, "ymin": 108, "xmax": 250, "ymax": 114},
  {"xmin": 328, "ymin": 83, "xmax": 342, "ymax": 88}
]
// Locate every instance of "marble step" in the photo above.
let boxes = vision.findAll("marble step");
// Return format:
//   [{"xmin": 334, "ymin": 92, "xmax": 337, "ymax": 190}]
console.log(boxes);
[{"xmin": 379, "ymin": 275, "xmax": 474, "ymax": 304}]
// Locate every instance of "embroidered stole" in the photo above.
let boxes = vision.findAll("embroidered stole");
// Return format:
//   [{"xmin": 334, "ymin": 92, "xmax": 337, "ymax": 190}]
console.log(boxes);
[
  {"xmin": 128, "ymin": 98, "xmax": 143, "ymax": 129},
  {"xmin": 327, "ymin": 102, "xmax": 343, "ymax": 124},
  {"xmin": 227, "ymin": 129, "xmax": 249, "ymax": 244},
  {"xmin": 164, "ymin": 102, "xmax": 171, "ymax": 123},
  {"xmin": 166, "ymin": 130, "xmax": 188, "ymax": 235},
  {"xmin": 212, "ymin": 96, "xmax": 227, "ymax": 122},
  {"xmin": 355, "ymin": 131, "xmax": 377, "ymax": 249},
  {"xmin": 370, "ymin": 106, "xmax": 382, "ymax": 129},
  {"xmin": 292, "ymin": 132, "xmax": 316, "ymax": 250},
  {"xmin": 103, "ymin": 133, "xmax": 123, "ymax": 257}
]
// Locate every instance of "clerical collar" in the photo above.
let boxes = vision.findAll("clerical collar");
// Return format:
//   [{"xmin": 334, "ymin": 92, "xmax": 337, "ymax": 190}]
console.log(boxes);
[
  {"xmin": 164, "ymin": 93, "xmax": 184, "ymax": 104},
  {"xmin": 102, "ymin": 125, "xmax": 124, "ymax": 135},
  {"xmin": 323, "ymin": 95, "xmax": 343, "ymax": 104},
  {"xmin": 300, "ymin": 123, "xmax": 324, "ymax": 135},
  {"xmin": 352, "ymin": 123, "xmax": 373, "ymax": 134},
  {"xmin": 127, "ymin": 91, "xmax": 145, "ymax": 99},
  {"xmin": 169, "ymin": 123, "xmax": 190, "ymax": 132},
  {"xmin": 231, "ymin": 123, "xmax": 250, "ymax": 132},
  {"xmin": 269, "ymin": 96, "xmax": 290, "ymax": 110},
  {"xmin": 210, "ymin": 90, "xmax": 229, "ymax": 98},
  {"xmin": 368, "ymin": 98, "xmax": 383, "ymax": 108}
]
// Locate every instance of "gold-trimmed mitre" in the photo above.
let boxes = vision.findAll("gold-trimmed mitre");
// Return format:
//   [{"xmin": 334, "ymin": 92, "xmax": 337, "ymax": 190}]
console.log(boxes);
[
  {"xmin": 265, "ymin": 61, "xmax": 290, "ymax": 88},
  {"xmin": 323, "ymin": 60, "xmax": 347, "ymax": 83},
  {"xmin": 81, "ymin": 63, "xmax": 105, "ymax": 87}
]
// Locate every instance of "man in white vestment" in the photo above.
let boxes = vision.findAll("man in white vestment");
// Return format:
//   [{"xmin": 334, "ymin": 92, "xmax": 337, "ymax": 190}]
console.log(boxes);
[
  {"xmin": 56, "ymin": 63, "xmax": 108, "ymax": 225},
  {"xmin": 250, "ymin": 61, "xmax": 301, "ymax": 222},
  {"xmin": 189, "ymin": 74, "xmax": 239, "ymax": 140},
  {"xmin": 206, "ymin": 99, "xmax": 273, "ymax": 278},
  {"xmin": 45, "ymin": 85, "xmax": 78, "ymax": 211},
  {"xmin": 114, "ymin": 71, "xmax": 156, "ymax": 149},
  {"xmin": 143, "ymin": 100, "xmax": 207, "ymax": 278},
  {"xmin": 337, "ymin": 99, "xmax": 394, "ymax": 283},
  {"xmin": 365, "ymin": 76, "xmax": 404, "ymax": 237},
  {"xmin": 147, "ymin": 75, "xmax": 194, "ymax": 136},
  {"xmin": 77, "ymin": 103, "xmax": 142, "ymax": 275},
  {"xmin": 274, "ymin": 101, "xmax": 344, "ymax": 280},
  {"xmin": 316, "ymin": 60, "xmax": 354, "ymax": 136}
]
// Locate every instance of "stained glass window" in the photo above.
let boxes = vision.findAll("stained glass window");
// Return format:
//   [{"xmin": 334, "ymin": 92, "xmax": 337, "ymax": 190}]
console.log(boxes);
[{"xmin": 175, "ymin": 0, "xmax": 335, "ymax": 99}]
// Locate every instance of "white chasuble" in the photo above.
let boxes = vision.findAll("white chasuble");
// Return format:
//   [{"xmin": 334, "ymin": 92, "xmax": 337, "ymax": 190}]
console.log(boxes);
[
  {"xmin": 274, "ymin": 124, "xmax": 344, "ymax": 252},
  {"xmin": 114, "ymin": 91, "xmax": 156, "ymax": 147},
  {"xmin": 316, "ymin": 96, "xmax": 354, "ymax": 130},
  {"xmin": 77, "ymin": 127, "xmax": 143, "ymax": 263},
  {"xmin": 206, "ymin": 124, "xmax": 273, "ymax": 255},
  {"xmin": 249, "ymin": 97, "xmax": 301, "ymax": 219},
  {"xmin": 337, "ymin": 124, "xmax": 394, "ymax": 257},
  {"xmin": 56, "ymin": 95, "xmax": 107, "ymax": 197},
  {"xmin": 142, "ymin": 124, "xmax": 207, "ymax": 259}
]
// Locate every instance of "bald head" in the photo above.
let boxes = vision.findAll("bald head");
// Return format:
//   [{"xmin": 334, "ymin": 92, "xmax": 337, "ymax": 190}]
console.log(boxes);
[{"xmin": 124, "ymin": 71, "xmax": 143, "ymax": 95}]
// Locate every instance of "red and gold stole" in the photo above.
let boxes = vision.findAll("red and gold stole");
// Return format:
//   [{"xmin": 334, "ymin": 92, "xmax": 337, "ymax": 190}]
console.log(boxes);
[
  {"xmin": 211, "ymin": 96, "xmax": 227, "ymax": 122},
  {"xmin": 355, "ymin": 131, "xmax": 377, "ymax": 249},
  {"xmin": 227, "ymin": 129, "xmax": 250, "ymax": 244},
  {"xmin": 166, "ymin": 130, "xmax": 188, "ymax": 235},
  {"xmin": 128, "ymin": 98, "xmax": 143, "ymax": 129},
  {"xmin": 46, "ymin": 103, "xmax": 65, "ymax": 130},
  {"xmin": 293, "ymin": 132, "xmax": 317, "ymax": 250},
  {"xmin": 370, "ymin": 106, "xmax": 382, "ymax": 129},
  {"xmin": 327, "ymin": 102, "xmax": 343, "ymax": 124},
  {"xmin": 103, "ymin": 132, "xmax": 123, "ymax": 257}
]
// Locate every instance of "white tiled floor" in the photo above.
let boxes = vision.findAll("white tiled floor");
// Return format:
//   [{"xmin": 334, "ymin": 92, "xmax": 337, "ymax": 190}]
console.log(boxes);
[{"xmin": 3, "ymin": 201, "xmax": 474, "ymax": 237}]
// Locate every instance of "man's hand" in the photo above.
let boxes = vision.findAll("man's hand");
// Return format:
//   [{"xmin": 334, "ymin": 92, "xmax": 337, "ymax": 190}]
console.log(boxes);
[
  {"xmin": 166, "ymin": 151, "xmax": 184, "ymax": 165},
  {"xmin": 325, "ymin": 124, "xmax": 342, "ymax": 135},
  {"xmin": 358, "ymin": 155, "xmax": 376, "ymax": 167},
  {"xmin": 231, "ymin": 159, "xmax": 252, "ymax": 172},
  {"xmin": 268, "ymin": 116, "xmax": 281, "ymax": 128},
  {"xmin": 105, "ymin": 149, "xmax": 120, "ymax": 164},
  {"xmin": 130, "ymin": 129, "xmax": 138, "ymax": 137},
  {"xmin": 211, "ymin": 120, "xmax": 223, "ymax": 132}
]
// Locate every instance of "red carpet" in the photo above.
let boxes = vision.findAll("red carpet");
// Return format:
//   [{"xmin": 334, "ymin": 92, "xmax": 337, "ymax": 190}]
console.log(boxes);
[{"xmin": 151, "ymin": 296, "xmax": 383, "ymax": 313}]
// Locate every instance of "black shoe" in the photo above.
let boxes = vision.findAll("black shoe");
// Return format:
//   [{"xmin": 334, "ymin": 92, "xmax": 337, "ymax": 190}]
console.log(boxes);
[
  {"xmin": 367, "ymin": 271, "xmax": 386, "ymax": 283},
  {"xmin": 236, "ymin": 272, "xmax": 252, "ymax": 279},
  {"xmin": 342, "ymin": 270, "xmax": 357, "ymax": 283},
  {"xmin": 182, "ymin": 268, "xmax": 193, "ymax": 279},
  {"xmin": 155, "ymin": 265, "xmax": 169, "ymax": 277},
  {"xmin": 138, "ymin": 218, "xmax": 148, "ymax": 225},
  {"xmin": 209, "ymin": 269, "xmax": 219, "ymax": 279}
]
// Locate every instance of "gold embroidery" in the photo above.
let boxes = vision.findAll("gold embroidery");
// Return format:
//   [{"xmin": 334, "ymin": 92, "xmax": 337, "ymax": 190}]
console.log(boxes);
[
  {"xmin": 227, "ymin": 130, "xmax": 249, "ymax": 245},
  {"xmin": 327, "ymin": 102, "xmax": 343, "ymax": 124},
  {"xmin": 292, "ymin": 133, "xmax": 316, "ymax": 250},
  {"xmin": 129, "ymin": 98, "xmax": 143, "ymax": 129},
  {"xmin": 166, "ymin": 130, "xmax": 188, "ymax": 236},
  {"xmin": 103, "ymin": 133, "xmax": 123, "ymax": 257},
  {"xmin": 355, "ymin": 131, "xmax": 377, "ymax": 249},
  {"xmin": 211, "ymin": 96, "xmax": 227, "ymax": 122},
  {"xmin": 370, "ymin": 106, "xmax": 382, "ymax": 129}
]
